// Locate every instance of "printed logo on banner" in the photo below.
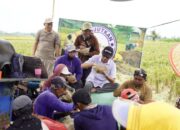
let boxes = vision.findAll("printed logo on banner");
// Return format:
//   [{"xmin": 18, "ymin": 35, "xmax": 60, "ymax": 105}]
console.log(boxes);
[{"xmin": 92, "ymin": 26, "xmax": 117, "ymax": 56}]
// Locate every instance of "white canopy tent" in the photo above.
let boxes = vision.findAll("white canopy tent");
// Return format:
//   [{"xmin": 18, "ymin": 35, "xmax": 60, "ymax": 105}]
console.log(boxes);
[
  {"xmin": 53, "ymin": 0, "xmax": 180, "ymax": 37},
  {"xmin": 0, "ymin": 0, "xmax": 180, "ymax": 37}
]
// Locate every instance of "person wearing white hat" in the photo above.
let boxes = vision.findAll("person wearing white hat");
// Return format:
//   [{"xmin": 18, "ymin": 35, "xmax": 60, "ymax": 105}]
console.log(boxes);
[
  {"xmin": 32, "ymin": 18, "xmax": 60, "ymax": 77},
  {"xmin": 74, "ymin": 22, "xmax": 100, "ymax": 85}
]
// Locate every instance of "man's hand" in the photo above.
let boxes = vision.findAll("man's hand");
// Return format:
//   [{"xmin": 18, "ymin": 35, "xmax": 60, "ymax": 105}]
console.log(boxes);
[{"xmin": 94, "ymin": 65, "xmax": 107, "ymax": 75}]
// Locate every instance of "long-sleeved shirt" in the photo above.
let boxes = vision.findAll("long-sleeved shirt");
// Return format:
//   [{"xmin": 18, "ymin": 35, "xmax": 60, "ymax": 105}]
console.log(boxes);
[
  {"xmin": 73, "ymin": 105, "xmax": 118, "ymax": 130},
  {"xmin": 54, "ymin": 54, "xmax": 82, "ymax": 81},
  {"xmin": 34, "ymin": 90, "xmax": 73, "ymax": 118},
  {"xmin": 74, "ymin": 34, "xmax": 100, "ymax": 63}
]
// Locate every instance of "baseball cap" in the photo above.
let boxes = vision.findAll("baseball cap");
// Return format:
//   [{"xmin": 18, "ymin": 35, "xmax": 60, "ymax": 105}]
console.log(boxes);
[
  {"xmin": 81, "ymin": 22, "xmax": 92, "ymax": 31},
  {"xmin": 51, "ymin": 76, "xmax": 66, "ymax": 88},
  {"xmin": 134, "ymin": 68, "xmax": 147, "ymax": 80},
  {"xmin": 13, "ymin": 95, "xmax": 32, "ymax": 111},
  {"xmin": 61, "ymin": 66, "xmax": 71, "ymax": 75},
  {"xmin": 66, "ymin": 44, "xmax": 79, "ymax": 52},
  {"xmin": 44, "ymin": 18, "xmax": 53, "ymax": 24},
  {"xmin": 102, "ymin": 46, "xmax": 114, "ymax": 58}
]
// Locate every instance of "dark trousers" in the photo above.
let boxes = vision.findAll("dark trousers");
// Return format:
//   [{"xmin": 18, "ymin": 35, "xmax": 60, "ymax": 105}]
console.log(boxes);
[
  {"xmin": 81, "ymin": 68, "xmax": 92, "ymax": 86},
  {"xmin": 69, "ymin": 80, "xmax": 83, "ymax": 90},
  {"xmin": 85, "ymin": 81, "xmax": 119, "ymax": 93}
]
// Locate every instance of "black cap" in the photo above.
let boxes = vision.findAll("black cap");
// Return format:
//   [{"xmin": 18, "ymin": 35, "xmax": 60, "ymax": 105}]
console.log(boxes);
[
  {"xmin": 134, "ymin": 68, "xmax": 147, "ymax": 80},
  {"xmin": 72, "ymin": 89, "xmax": 91, "ymax": 105},
  {"xmin": 102, "ymin": 46, "xmax": 114, "ymax": 58},
  {"xmin": 51, "ymin": 76, "xmax": 66, "ymax": 88}
]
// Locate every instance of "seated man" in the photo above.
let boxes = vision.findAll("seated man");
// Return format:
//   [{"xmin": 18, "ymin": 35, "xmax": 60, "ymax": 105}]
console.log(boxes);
[
  {"xmin": 54, "ymin": 44, "xmax": 83, "ymax": 90},
  {"xmin": 34, "ymin": 76, "xmax": 74, "ymax": 119},
  {"xmin": 72, "ymin": 89, "xmax": 118, "ymax": 130},
  {"xmin": 114, "ymin": 69, "xmax": 152, "ymax": 104},
  {"xmin": 82, "ymin": 46, "xmax": 118, "ymax": 93},
  {"xmin": 7, "ymin": 95, "xmax": 48, "ymax": 130}
]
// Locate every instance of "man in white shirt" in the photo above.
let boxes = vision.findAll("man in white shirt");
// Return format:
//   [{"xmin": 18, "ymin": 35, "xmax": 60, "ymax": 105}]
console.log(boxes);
[{"xmin": 81, "ymin": 46, "xmax": 118, "ymax": 93}]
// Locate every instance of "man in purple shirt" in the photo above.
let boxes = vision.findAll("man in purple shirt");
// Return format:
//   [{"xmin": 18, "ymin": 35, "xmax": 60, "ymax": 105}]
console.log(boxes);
[
  {"xmin": 34, "ymin": 76, "xmax": 74, "ymax": 118},
  {"xmin": 54, "ymin": 44, "xmax": 83, "ymax": 90}
]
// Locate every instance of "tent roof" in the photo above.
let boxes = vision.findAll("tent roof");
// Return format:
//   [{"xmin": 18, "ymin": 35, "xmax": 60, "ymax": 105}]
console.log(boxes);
[{"xmin": 54, "ymin": 0, "xmax": 180, "ymax": 28}]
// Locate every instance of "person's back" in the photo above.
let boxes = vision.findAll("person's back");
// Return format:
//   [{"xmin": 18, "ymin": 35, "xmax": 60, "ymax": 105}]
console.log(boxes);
[
  {"xmin": 74, "ymin": 105, "xmax": 117, "ymax": 130},
  {"xmin": 34, "ymin": 77, "xmax": 73, "ymax": 118},
  {"xmin": 7, "ymin": 95, "xmax": 48, "ymax": 130},
  {"xmin": 72, "ymin": 89, "xmax": 118, "ymax": 130}
]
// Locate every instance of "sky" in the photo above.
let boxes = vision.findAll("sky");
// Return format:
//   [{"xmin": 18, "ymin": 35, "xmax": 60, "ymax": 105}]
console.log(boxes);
[{"xmin": 0, "ymin": 0, "xmax": 180, "ymax": 38}]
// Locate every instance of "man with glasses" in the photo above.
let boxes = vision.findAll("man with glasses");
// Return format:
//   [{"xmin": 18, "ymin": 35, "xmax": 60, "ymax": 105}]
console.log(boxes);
[
  {"xmin": 114, "ymin": 69, "xmax": 152, "ymax": 104},
  {"xmin": 32, "ymin": 18, "xmax": 60, "ymax": 76},
  {"xmin": 82, "ymin": 46, "xmax": 118, "ymax": 93}
]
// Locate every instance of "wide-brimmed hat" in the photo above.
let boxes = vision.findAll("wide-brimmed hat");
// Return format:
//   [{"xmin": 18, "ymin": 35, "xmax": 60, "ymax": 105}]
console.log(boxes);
[{"xmin": 81, "ymin": 22, "xmax": 92, "ymax": 31}]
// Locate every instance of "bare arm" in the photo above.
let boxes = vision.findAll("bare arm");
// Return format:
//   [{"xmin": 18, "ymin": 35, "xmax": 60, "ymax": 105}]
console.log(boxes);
[
  {"xmin": 32, "ymin": 40, "xmax": 38, "ymax": 56},
  {"xmin": 113, "ymin": 82, "xmax": 127, "ymax": 97},
  {"xmin": 55, "ymin": 44, "xmax": 61, "ymax": 57},
  {"xmin": 104, "ymin": 73, "xmax": 115, "ymax": 84},
  {"xmin": 54, "ymin": 33, "xmax": 61, "ymax": 57},
  {"xmin": 81, "ymin": 62, "xmax": 94, "ymax": 69},
  {"xmin": 32, "ymin": 31, "xmax": 40, "ymax": 56}
]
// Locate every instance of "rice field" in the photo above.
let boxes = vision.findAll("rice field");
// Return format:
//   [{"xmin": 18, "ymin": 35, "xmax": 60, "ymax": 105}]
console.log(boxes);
[{"xmin": 0, "ymin": 36, "xmax": 179, "ymax": 101}]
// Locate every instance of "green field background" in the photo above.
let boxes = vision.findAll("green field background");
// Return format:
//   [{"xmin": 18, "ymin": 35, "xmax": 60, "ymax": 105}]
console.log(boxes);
[{"xmin": 0, "ymin": 35, "xmax": 179, "ymax": 102}]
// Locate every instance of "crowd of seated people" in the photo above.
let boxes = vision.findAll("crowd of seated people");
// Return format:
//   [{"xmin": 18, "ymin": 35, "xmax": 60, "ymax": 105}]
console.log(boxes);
[{"xmin": 5, "ymin": 22, "xmax": 180, "ymax": 130}]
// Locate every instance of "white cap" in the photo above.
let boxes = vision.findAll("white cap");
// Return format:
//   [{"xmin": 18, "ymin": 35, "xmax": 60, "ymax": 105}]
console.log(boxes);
[
  {"xmin": 66, "ymin": 44, "xmax": 79, "ymax": 52},
  {"xmin": 44, "ymin": 18, "xmax": 53, "ymax": 24},
  {"xmin": 61, "ymin": 66, "xmax": 71, "ymax": 75}
]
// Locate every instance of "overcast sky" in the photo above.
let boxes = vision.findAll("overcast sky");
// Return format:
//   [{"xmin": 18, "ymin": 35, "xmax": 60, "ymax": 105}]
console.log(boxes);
[{"xmin": 0, "ymin": 0, "xmax": 180, "ymax": 38}]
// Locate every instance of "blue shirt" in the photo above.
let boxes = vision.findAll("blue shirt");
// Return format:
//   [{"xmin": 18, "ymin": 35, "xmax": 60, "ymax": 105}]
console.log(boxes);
[
  {"xmin": 34, "ymin": 90, "xmax": 73, "ymax": 118},
  {"xmin": 73, "ymin": 105, "xmax": 118, "ymax": 130}
]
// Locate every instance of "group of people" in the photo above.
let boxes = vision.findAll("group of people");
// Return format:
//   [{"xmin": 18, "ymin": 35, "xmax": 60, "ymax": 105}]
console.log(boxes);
[
  {"xmin": 32, "ymin": 18, "xmax": 119, "ymax": 94},
  {"xmin": 7, "ymin": 18, "xmax": 180, "ymax": 130}
]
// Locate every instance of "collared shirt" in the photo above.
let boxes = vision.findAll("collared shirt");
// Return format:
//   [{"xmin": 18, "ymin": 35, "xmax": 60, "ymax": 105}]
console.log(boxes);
[
  {"xmin": 35, "ymin": 29, "xmax": 60, "ymax": 60},
  {"xmin": 86, "ymin": 55, "xmax": 116, "ymax": 88}
]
